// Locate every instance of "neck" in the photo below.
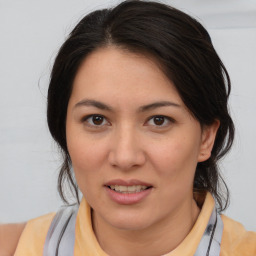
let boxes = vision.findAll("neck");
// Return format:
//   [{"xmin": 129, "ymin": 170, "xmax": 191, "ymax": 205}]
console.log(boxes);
[{"xmin": 92, "ymin": 199, "xmax": 200, "ymax": 256}]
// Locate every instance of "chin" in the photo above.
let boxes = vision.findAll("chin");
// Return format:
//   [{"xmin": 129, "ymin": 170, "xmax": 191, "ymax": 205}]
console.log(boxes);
[{"xmin": 104, "ymin": 209, "xmax": 155, "ymax": 231}]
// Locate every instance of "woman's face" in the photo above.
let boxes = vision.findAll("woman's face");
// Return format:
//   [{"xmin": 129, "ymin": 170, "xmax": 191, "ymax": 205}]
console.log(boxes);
[{"xmin": 66, "ymin": 47, "xmax": 217, "ymax": 231}]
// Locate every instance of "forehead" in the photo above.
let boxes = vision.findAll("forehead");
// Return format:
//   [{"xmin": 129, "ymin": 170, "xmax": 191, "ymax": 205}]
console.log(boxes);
[{"xmin": 69, "ymin": 47, "xmax": 184, "ymax": 107}]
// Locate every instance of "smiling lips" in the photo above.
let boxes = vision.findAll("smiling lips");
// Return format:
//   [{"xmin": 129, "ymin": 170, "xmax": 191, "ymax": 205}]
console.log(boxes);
[
  {"xmin": 109, "ymin": 185, "xmax": 148, "ymax": 193},
  {"xmin": 104, "ymin": 179, "xmax": 153, "ymax": 204}
]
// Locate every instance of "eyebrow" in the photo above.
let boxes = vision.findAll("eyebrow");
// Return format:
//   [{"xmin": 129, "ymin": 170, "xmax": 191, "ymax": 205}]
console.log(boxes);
[
  {"xmin": 74, "ymin": 99, "xmax": 113, "ymax": 111},
  {"xmin": 139, "ymin": 101, "xmax": 181, "ymax": 112},
  {"xmin": 74, "ymin": 99, "xmax": 180, "ymax": 112}
]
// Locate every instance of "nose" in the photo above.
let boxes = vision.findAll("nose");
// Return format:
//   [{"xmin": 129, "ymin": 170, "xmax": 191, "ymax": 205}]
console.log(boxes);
[{"xmin": 108, "ymin": 126, "xmax": 146, "ymax": 170}]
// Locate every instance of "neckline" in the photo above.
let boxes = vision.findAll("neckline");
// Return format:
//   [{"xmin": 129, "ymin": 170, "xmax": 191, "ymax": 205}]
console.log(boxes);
[{"xmin": 74, "ymin": 192, "xmax": 215, "ymax": 256}]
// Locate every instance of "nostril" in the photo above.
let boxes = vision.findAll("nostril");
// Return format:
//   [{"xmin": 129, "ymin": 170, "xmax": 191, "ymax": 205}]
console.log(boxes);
[{"xmin": 108, "ymin": 148, "xmax": 146, "ymax": 170}]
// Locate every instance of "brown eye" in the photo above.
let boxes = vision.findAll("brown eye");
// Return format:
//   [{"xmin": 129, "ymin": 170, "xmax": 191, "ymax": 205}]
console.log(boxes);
[
  {"xmin": 146, "ymin": 115, "xmax": 172, "ymax": 127},
  {"xmin": 153, "ymin": 116, "xmax": 165, "ymax": 126},
  {"xmin": 83, "ymin": 115, "xmax": 109, "ymax": 127},
  {"xmin": 92, "ymin": 115, "xmax": 104, "ymax": 125}
]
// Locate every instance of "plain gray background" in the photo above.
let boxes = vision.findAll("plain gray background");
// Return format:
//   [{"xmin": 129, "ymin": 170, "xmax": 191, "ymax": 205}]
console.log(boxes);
[{"xmin": 0, "ymin": 0, "xmax": 256, "ymax": 232}]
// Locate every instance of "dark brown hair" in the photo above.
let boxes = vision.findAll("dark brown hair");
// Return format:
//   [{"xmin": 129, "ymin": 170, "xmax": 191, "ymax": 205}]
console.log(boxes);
[{"xmin": 47, "ymin": 0, "xmax": 234, "ymax": 211}]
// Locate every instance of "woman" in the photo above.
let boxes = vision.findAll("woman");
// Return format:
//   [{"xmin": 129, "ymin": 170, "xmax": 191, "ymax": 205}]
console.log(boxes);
[{"xmin": 1, "ymin": 0, "xmax": 256, "ymax": 255}]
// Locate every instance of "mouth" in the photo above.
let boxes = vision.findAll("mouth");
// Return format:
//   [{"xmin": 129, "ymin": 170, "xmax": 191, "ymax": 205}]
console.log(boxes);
[
  {"xmin": 104, "ymin": 179, "xmax": 153, "ymax": 204},
  {"xmin": 107, "ymin": 185, "xmax": 152, "ymax": 194}
]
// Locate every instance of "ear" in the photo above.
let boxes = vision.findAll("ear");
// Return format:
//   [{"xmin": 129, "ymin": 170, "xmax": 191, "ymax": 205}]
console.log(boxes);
[{"xmin": 198, "ymin": 120, "xmax": 220, "ymax": 162}]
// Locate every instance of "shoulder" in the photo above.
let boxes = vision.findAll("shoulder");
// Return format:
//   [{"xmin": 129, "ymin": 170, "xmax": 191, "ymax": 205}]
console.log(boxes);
[
  {"xmin": 220, "ymin": 214, "xmax": 256, "ymax": 256},
  {"xmin": 14, "ymin": 212, "xmax": 55, "ymax": 256},
  {"xmin": 0, "ymin": 223, "xmax": 26, "ymax": 256}
]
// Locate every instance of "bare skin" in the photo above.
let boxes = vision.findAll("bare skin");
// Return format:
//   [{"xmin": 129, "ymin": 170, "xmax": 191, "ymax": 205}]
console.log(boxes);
[{"xmin": 0, "ymin": 223, "xmax": 26, "ymax": 256}]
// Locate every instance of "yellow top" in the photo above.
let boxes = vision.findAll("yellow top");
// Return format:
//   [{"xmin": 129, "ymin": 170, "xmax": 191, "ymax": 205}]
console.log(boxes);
[{"xmin": 14, "ymin": 193, "xmax": 256, "ymax": 256}]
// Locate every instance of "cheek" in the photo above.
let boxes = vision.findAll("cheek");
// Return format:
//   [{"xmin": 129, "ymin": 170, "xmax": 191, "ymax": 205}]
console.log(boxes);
[
  {"xmin": 149, "ymin": 135, "xmax": 199, "ymax": 179},
  {"xmin": 67, "ymin": 133, "xmax": 108, "ymax": 189},
  {"xmin": 68, "ymin": 143, "xmax": 103, "ymax": 203},
  {"xmin": 69, "ymin": 144, "xmax": 99, "ymax": 169},
  {"xmin": 67, "ymin": 126, "xmax": 107, "ymax": 166}
]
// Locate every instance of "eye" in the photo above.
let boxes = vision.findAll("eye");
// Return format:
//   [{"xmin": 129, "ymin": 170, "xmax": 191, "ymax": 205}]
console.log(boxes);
[
  {"xmin": 146, "ymin": 115, "xmax": 173, "ymax": 127},
  {"xmin": 82, "ymin": 114, "xmax": 109, "ymax": 127}
]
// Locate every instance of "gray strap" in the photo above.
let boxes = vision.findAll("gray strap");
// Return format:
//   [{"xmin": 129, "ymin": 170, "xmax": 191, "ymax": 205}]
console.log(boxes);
[
  {"xmin": 194, "ymin": 208, "xmax": 223, "ymax": 256},
  {"xmin": 43, "ymin": 204, "xmax": 78, "ymax": 256}
]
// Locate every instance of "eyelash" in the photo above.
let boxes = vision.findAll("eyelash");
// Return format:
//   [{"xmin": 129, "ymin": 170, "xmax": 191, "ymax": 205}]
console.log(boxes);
[
  {"xmin": 81, "ymin": 114, "xmax": 175, "ymax": 128},
  {"xmin": 82, "ymin": 114, "xmax": 110, "ymax": 128},
  {"xmin": 146, "ymin": 115, "xmax": 174, "ymax": 127}
]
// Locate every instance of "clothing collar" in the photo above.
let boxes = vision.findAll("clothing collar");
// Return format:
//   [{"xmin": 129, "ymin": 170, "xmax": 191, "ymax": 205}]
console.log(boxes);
[{"xmin": 74, "ymin": 192, "xmax": 216, "ymax": 256}]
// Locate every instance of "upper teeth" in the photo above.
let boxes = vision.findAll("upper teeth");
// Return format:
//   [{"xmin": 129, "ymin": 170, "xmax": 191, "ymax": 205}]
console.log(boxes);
[{"xmin": 110, "ymin": 185, "xmax": 148, "ymax": 193}]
